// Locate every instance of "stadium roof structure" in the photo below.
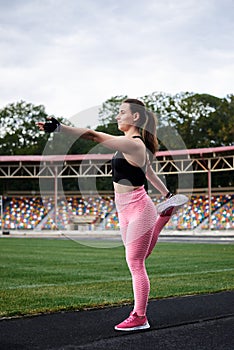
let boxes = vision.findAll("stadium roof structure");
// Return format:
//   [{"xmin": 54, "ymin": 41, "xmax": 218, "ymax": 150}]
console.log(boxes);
[
  {"xmin": 0, "ymin": 145, "xmax": 233, "ymax": 179},
  {"xmin": 0, "ymin": 145, "xmax": 234, "ymax": 164}
]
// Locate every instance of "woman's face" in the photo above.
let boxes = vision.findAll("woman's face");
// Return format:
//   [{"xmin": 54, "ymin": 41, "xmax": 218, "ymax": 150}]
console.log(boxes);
[{"xmin": 115, "ymin": 103, "xmax": 135, "ymax": 132}]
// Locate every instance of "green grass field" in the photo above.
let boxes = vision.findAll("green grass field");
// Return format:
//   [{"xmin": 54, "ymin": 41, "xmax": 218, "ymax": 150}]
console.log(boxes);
[{"xmin": 0, "ymin": 238, "xmax": 233, "ymax": 318}]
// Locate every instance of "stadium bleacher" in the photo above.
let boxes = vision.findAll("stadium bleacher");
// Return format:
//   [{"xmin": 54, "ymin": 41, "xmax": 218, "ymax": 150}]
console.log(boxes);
[
  {"xmin": 174, "ymin": 194, "xmax": 234, "ymax": 230},
  {"xmin": 1, "ymin": 194, "xmax": 233, "ymax": 231}
]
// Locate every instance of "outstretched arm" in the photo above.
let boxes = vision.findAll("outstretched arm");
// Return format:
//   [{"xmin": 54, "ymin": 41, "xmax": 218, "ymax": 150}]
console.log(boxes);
[{"xmin": 37, "ymin": 118, "xmax": 145, "ymax": 159}]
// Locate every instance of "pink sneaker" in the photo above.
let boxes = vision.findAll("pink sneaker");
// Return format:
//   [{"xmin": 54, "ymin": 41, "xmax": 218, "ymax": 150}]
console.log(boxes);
[{"xmin": 114, "ymin": 312, "xmax": 150, "ymax": 331}]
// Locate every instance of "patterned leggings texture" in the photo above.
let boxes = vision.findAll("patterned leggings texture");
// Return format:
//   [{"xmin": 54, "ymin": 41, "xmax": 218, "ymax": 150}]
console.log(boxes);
[{"xmin": 115, "ymin": 186, "xmax": 170, "ymax": 316}]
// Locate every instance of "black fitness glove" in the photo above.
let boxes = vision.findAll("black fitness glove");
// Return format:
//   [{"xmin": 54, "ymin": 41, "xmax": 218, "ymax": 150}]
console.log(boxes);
[{"xmin": 44, "ymin": 117, "xmax": 61, "ymax": 133}]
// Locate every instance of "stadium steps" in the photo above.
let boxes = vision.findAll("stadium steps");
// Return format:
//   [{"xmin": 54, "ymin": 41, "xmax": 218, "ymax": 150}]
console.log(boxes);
[
  {"xmin": 35, "ymin": 208, "xmax": 55, "ymax": 231},
  {"xmin": 196, "ymin": 196, "xmax": 234, "ymax": 230}
]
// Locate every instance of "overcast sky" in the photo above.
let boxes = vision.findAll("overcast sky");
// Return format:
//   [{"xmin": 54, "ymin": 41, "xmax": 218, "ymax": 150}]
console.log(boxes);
[{"xmin": 0, "ymin": 0, "xmax": 233, "ymax": 127}]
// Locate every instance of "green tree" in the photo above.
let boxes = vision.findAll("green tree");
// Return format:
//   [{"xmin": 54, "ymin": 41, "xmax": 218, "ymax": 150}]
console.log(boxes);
[
  {"xmin": 142, "ymin": 92, "xmax": 234, "ymax": 149},
  {"xmin": 0, "ymin": 101, "xmax": 78, "ymax": 155},
  {"xmin": 206, "ymin": 94, "xmax": 234, "ymax": 146},
  {"xmin": 0, "ymin": 101, "xmax": 48, "ymax": 155}
]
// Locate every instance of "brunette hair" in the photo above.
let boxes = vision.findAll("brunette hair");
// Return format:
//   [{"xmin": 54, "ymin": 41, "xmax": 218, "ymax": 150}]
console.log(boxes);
[{"xmin": 123, "ymin": 98, "xmax": 158, "ymax": 162}]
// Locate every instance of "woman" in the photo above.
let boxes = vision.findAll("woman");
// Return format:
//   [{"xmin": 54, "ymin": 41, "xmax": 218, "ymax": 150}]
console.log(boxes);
[{"xmin": 37, "ymin": 98, "xmax": 188, "ymax": 331}]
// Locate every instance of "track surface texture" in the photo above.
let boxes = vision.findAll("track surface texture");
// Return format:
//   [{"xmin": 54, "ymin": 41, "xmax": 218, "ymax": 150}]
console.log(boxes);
[{"xmin": 0, "ymin": 291, "xmax": 233, "ymax": 350}]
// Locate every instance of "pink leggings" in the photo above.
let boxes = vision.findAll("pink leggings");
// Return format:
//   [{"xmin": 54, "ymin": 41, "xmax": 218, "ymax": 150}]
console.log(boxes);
[{"xmin": 115, "ymin": 186, "xmax": 170, "ymax": 316}]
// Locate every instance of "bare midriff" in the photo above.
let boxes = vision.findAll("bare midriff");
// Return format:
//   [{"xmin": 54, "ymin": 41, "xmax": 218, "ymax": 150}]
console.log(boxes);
[{"xmin": 113, "ymin": 182, "xmax": 142, "ymax": 193}]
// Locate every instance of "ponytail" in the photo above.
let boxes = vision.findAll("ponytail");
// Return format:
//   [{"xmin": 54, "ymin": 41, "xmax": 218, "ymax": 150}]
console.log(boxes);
[
  {"xmin": 123, "ymin": 98, "xmax": 158, "ymax": 163},
  {"xmin": 142, "ymin": 110, "xmax": 158, "ymax": 163}
]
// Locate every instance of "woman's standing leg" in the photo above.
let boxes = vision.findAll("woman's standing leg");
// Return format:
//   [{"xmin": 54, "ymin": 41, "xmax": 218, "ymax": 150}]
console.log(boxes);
[
  {"xmin": 125, "ymin": 230, "xmax": 152, "ymax": 316},
  {"xmin": 125, "ymin": 213, "xmax": 171, "ymax": 315}
]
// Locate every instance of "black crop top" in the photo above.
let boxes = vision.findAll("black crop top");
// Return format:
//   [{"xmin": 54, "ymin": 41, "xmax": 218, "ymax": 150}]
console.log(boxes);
[{"xmin": 111, "ymin": 136, "xmax": 147, "ymax": 186}]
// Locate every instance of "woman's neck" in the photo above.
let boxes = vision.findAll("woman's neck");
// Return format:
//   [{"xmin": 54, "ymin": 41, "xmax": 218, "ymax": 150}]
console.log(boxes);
[{"xmin": 124, "ymin": 128, "xmax": 140, "ymax": 138}]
